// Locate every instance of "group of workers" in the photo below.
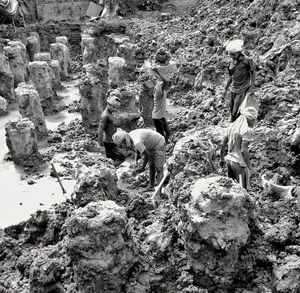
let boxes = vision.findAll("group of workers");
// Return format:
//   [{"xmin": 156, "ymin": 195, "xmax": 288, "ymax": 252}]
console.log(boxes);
[{"xmin": 98, "ymin": 38, "xmax": 257, "ymax": 194}]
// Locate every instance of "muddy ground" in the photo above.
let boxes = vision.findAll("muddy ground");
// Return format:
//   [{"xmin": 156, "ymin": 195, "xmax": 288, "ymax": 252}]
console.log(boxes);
[{"xmin": 1, "ymin": 0, "xmax": 300, "ymax": 292}]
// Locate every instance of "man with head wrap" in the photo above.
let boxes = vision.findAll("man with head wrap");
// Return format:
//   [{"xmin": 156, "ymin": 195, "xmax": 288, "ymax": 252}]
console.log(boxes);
[
  {"xmin": 150, "ymin": 68, "xmax": 171, "ymax": 143},
  {"xmin": 220, "ymin": 107, "xmax": 258, "ymax": 190},
  {"xmin": 98, "ymin": 94, "xmax": 125, "ymax": 167},
  {"xmin": 113, "ymin": 128, "xmax": 166, "ymax": 192},
  {"xmin": 222, "ymin": 39, "xmax": 256, "ymax": 122}
]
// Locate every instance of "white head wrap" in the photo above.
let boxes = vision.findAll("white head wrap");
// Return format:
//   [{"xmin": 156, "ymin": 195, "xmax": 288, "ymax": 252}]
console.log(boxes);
[
  {"xmin": 112, "ymin": 129, "xmax": 131, "ymax": 146},
  {"xmin": 107, "ymin": 96, "xmax": 121, "ymax": 107},
  {"xmin": 225, "ymin": 39, "xmax": 244, "ymax": 53}
]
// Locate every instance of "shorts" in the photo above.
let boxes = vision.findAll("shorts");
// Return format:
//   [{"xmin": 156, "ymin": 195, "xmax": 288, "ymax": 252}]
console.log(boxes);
[
  {"xmin": 104, "ymin": 142, "xmax": 125, "ymax": 162},
  {"xmin": 149, "ymin": 143, "xmax": 166, "ymax": 169},
  {"xmin": 226, "ymin": 160, "xmax": 250, "ymax": 190}
]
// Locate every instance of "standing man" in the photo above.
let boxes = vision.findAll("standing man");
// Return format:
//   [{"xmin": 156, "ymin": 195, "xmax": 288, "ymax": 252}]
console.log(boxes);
[
  {"xmin": 98, "ymin": 94, "xmax": 125, "ymax": 167},
  {"xmin": 151, "ymin": 68, "xmax": 171, "ymax": 143},
  {"xmin": 113, "ymin": 128, "xmax": 166, "ymax": 192},
  {"xmin": 222, "ymin": 39, "xmax": 256, "ymax": 122},
  {"xmin": 220, "ymin": 107, "xmax": 258, "ymax": 190}
]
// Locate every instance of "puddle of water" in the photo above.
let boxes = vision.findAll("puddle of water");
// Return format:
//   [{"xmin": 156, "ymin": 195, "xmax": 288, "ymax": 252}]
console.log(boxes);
[
  {"xmin": 56, "ymin": 80, "xmax": 80, "ymax": 106},
  {"xmin": 0, "ymin": 80, "xmax": 81, "ymax": 228},
  {"xmin": 0, "ymin": 177, "xmax": 75, "ymax": 228},
  {"xmin": 46, "ymin": 111, "xmax": 81, "ymax": 131}
]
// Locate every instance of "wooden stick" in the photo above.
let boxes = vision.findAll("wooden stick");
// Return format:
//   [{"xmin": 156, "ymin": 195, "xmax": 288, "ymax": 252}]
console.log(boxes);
[
  {"xmin": 152, "ymin": 171, "xmax": 170, "ymax": 199},
  {"xmin": 239, "ymin": 174, "xmax": 243, "ymax": 187},
  {"xmin": 51, "ymin": 163, "xmax": 66, "ymax": 194}
]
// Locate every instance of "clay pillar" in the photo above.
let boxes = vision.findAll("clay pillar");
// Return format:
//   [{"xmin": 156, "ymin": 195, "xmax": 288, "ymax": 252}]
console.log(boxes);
[
  {"xmin": 79, "ymin": 63, "xmax": 107, "ymax": 132},
  {"xmin": 5, "ymin": 118, "xmax": 41, "ymax": 165},
  {"xmin": 33, "ymin": 53, "xmax": 62, "ymax": 90},
  {"xmin": 28, "ymin": 61, "xmax": 54, "ymax": 113},
  {"xmin": 0, "ymin": 53, "xmax": 15, "ymax": 102},
  {"xmin": 15, "ymin": 83, "xmax": 47, "ymax": 140},
  {"xmin": 108, "ymin": 57, "xmax": 126, "ymax": 88},
  {"xmin": 8, "ymin": 40, "xmax": 28, "ymax": 69},
  {"xmin": 4, "ymin": 45, "xmax": 27, "ymax": 87},
  {"xmin": 55, "ymin": 36, "xmax": 71, "ymax": 70},
  {"xmin": 139, "ymin": 81, "xmax": 154, "ymax": 127},
  {"xmin": 81, "ymin": 35, "xmax": 97, "ymax": 65},
  {"xmin": 49, "ymin": 60, "xmax": 63, "ymax": 90},
  {"xmin": 50, "ymin": 43, "xmax": 69, "ymax": 80},
  {"xmin": 26, "ymin": 36, "xmax": 40, "ymax": 62},
  {"xmin": 65, "ymin": 201, "xmax": 137, "ymax": 293}
]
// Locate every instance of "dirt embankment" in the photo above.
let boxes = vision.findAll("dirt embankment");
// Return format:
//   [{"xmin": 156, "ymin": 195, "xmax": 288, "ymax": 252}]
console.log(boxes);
[{"xmin": 1, "ymin": 0, "xmax": 300, "ymax": 292}]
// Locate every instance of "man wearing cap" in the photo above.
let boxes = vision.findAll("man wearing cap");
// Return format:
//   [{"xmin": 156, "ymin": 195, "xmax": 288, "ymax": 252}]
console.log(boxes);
[
  {"xmin": 98, "ymin": 95, "xmax": 125, "ymax": 167},
  {"xmin": 222, "ymin": 39, "xmax": 256, "ymax": 122},
  {"xmin": 113, "ymin": 128, "xmax": 166, "ymax": 192},
  {"xmin": 220, "ymin": 106, "xmax": 258, "ymax": 190}
]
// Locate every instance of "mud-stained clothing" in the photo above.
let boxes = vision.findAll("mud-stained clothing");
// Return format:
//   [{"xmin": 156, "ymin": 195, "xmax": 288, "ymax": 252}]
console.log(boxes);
[
  {"xmin": 227, "ymin": 54, "xmax": 255, "ymax": 122},
  {"xmin": 129, "ymin": 129, "xmax": 166, "ymax": 168},
  {"xmin": 99, "ymin": 108, "xmax": 125, "ymax": 162},
  {"xmin": 227, "ymin": 161, "xmax": 250, "ymax": 190},
  {"xmin": 152, "ymin": 81, "xmax": 170, "ymax": 142},
  {"xmin": 152, "ymin": 81, "xmax": 167, "ymax": 119},
  {"xmin": 225, "ymin": 129, "xmax": 254, "ymax": 190}
]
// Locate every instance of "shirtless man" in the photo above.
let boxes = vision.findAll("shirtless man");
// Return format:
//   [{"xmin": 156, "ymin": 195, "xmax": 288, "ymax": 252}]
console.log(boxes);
[{"xmin": 98, "ymin": 95, "xmax": 125, "ymax": 167}]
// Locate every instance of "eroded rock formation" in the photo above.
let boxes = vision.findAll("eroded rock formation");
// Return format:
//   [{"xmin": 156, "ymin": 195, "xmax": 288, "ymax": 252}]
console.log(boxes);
[
  {"xmin": 15, "ymin": 83, "xmax": 47, "ymax": 140},
  {"xmin": 5, "ymin": 118, "xmax": 42, "ymax": 166},
  {"xmin": 65, "ymin": 201, "xmax": 137, "ymax": 293},
  {"xmin": 28, "ymin": 61, "xmax": 54, "ymax": 113}
]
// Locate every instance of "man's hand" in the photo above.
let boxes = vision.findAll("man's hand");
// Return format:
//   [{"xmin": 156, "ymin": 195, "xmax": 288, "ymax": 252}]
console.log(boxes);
[
  {"xmin": 249, "ymin": 87, "xmax": 254, "ymax": 96},
  {"xmin": 100, "ymin": 146, "xmax": 106, "ymax": 155},
  {"xmin": 132, "ymin": 168, "xmax": 144, "ymax": 176},
  {"xmin": 221, "ymin": 89, "xmax": 228, "ymax": 100}
]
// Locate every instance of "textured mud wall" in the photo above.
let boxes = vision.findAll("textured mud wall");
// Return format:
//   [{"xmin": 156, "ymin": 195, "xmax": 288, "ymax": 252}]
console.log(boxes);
[
  {"xmin": 36, "ymin": 0, "xmax": 90, "ymax": 23},
  {"xmin": 169, "ymin": 0, "xmax": 199, "ymax": 11}
]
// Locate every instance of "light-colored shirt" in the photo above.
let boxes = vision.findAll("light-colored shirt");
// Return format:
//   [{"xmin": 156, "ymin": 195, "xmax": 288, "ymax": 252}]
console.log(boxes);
[
  {"xmin": 152, "ymin": 81, "xmax": 167, "ymax": 119},
  {"xmin": 129, "ymin": 129, "xmax": 165, "ymax": 154},
  {"xmin": 225, "ymin": 130, "xmax": 254, "ymax": 167}
]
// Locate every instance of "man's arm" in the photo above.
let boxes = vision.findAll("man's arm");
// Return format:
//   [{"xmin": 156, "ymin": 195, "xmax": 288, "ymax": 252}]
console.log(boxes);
[
  {"xmin": 220, "ymin": 135, "xmax": 229, "ymax": 166},
  {"xmin": 140, "ymin": 149, "xmax": 151, "ymax": 171},
  {"xmin": 224, "ymin": 76, "xmax": 232, "ymax": 91},
  {"xmin": 249, "ymin": 59, "xmax": 256, "ymax": 94},
  {"xmin": 241, "ymin": 140, "xmax": 253, "ymax": 174},
  {"xmin": 154, "ymin": 81, "xmax": 164, "ymax": 100}
]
